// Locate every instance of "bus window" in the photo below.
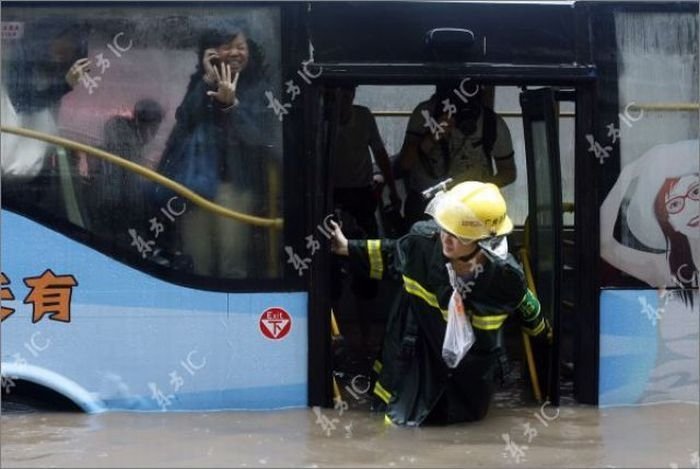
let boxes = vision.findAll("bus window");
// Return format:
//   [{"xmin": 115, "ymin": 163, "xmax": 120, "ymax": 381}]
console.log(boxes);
[
  {"xmin": 1, "ymin": 5, "xmax": 284, "ymax": 282},
  {"xmin": 600, "ymin": 10, "xmax": 698, "ymax": 291}
]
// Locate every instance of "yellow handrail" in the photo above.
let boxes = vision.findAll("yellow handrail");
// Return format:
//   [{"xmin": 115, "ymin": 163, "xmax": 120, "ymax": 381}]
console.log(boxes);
[
  {"xmin": 331, "ymin": 309, "xmax": 341, "ymax": 338},
  {"xmin": 627, "ymin": 102, "xmax": 699, "ymax": 112},
  {"xmin": 371, "ymin": 111, "xmax": 576, "ymax": 118},
  {"xmin": 1, "ymin": 125, "xmax": 283, "ymax": 230},
  {"xmin": 519, "ymin": 247, "xmax": 544, "ymax": 403}
]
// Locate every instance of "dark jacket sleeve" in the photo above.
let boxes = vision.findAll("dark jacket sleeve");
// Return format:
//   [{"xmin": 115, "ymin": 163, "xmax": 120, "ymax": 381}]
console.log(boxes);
[
  {"xmin": 227, "ymin": 88, "xmax": 270, "ymax": 148},
  {"xmin": 514, "ymin": 288, "xmax": 547, "ymax": 336},
  {"xmin": 347, "ymin": 238, "xmax": 402, "ymax": 281},
  {"xmin": 159, "ymin": 78, "xmax": 271, "ymax": 172},
  {"xmin": 5, "ymin": 63, "xmax": 72, "ymax": 113},
  {"xmin": 483, "ymin": 255, "xmax": 547, "ymax": 337}
]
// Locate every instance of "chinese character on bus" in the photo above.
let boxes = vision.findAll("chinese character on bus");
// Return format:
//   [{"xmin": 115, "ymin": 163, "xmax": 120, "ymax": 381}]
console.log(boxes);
[
  {"xmin": 1, "ymin": 272, "xmax": 16, "ymax": 322},
  {"xmin": 23, "ymin": 269, "xmax": 78, "ymax": 323}
]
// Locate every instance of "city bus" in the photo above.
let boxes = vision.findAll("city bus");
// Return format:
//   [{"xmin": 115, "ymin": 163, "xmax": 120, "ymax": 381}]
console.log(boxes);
[{"xmin": 1, "ymin": 0, "xmax": 697, "ymax": 413}]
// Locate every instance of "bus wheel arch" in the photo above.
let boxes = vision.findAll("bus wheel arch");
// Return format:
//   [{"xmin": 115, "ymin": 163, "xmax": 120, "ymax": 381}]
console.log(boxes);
[{"xmin": 1, "ymin": 362, "xmax": 106, "ymax": 413}]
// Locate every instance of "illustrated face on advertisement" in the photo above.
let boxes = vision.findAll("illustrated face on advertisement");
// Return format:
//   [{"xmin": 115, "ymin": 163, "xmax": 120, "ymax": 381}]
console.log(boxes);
[
  {"xmin": 214, "ymin": 33, "xmax": 249, "ymax": 74},
  {"xmin": 665, "ymin": 173, "xmax": 700, "ymax": 239}
]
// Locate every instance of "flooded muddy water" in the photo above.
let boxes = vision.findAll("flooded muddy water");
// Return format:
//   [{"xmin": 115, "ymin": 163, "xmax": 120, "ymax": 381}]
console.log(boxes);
[{"xmin": 1, "ymin": 401, "xmax": 697, "ymax": 468}]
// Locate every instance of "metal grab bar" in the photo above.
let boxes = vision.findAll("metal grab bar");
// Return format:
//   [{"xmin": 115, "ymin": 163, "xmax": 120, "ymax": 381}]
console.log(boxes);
[
  {"xmin": 372, "ymin": 103, "xmax": 700, "ymax": 118},
  {"xmin": 0, "ymin": 125, "xmax": 283, "ymax": 230},
  {"xmin": 371, "ymin": 111, "xmax": 576, "ymax": 118},
  {"xmin": 627, "ymin": 102, "xmax": 700, "ymax": 112}
]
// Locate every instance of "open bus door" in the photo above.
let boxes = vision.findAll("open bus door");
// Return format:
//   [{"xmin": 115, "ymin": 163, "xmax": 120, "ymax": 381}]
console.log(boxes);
[{"xmin": 520, "ymin": 87, "xmax": 563, "ymax": 406}]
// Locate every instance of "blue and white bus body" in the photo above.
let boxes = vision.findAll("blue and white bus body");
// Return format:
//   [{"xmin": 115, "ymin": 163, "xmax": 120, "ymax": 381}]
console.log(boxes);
[{"xmin": 1, "ymin": 211, "xmax": 308, "ymax": 412}]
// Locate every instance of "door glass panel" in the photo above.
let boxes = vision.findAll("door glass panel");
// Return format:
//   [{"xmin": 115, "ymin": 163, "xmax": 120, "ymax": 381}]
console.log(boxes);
[
  {"xmin": 532, "ymin": 121, "xmax": 555, "ymax": 277},
  {"xmin": 520, "ymin": 88, "xmax": 562, "ymax": 405}
]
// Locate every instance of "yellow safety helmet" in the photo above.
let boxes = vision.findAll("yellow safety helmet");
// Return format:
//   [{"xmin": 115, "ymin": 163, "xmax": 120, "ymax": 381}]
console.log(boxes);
[{"xmin": 426, "ymin": 181, "xmax": 513, "ymax": 241}]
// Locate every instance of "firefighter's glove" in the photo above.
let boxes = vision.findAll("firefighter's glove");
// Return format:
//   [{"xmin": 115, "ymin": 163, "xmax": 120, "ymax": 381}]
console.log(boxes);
[{"xmin": 533, "ymin": 319, "xmax": 553, "ymax": 345}]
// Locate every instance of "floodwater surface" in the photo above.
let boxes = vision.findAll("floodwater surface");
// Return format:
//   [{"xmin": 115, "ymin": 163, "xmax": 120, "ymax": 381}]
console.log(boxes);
[{"xmin": 1, "ymin": 401, "xmax": 698, "ymax": 468}]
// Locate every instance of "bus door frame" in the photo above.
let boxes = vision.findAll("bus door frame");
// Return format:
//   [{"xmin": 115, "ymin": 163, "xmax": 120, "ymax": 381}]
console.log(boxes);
[{"xmin": 305, "ymin": 63, "xmax": 598, "ymax": 408}]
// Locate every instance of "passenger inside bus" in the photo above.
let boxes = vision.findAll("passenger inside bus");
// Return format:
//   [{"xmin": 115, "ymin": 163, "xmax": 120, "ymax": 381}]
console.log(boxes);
[
  {"xmin": 1, "ymin": 21, "xmax": 90, "ymax": 220},
  {"xmin": 90, "ymin": 99, "xmax": 165, "ymax": 240},
  {"xmin": 155, "ymin": 26, "xmax": 274, "ymax": 278},
  {"xmin": 398, "ymin": 83, "xmax": 516, "ymax": 226},
  {"xmin": 326, "ymin": 84, "xmax": 401, "ymax": 354}
]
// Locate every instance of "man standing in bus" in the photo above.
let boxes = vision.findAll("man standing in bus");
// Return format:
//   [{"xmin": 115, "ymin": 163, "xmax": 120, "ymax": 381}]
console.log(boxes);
[
  {"xmin": 398, "ymin": 83, "xmax": 516, "ymax": 226},
  {"xmin": 96, "ymin": 99, "xmax": 165, "ymax": 238},
  {"xmin": 329, "ymin": 181, "xmax": 549, "ymax": 426},
  {"xmin": 326, "ymin": 85, "xmax": 400, "ymax": 354},
  {"xmin": 327, "ymin": 84, "xmax": 400, "ymax": 239}
]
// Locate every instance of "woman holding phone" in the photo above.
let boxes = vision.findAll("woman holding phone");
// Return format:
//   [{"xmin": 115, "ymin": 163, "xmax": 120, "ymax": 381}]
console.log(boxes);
[{"xmin": 157, "ymin": 26, "xmax": 272, "ymax": 278}]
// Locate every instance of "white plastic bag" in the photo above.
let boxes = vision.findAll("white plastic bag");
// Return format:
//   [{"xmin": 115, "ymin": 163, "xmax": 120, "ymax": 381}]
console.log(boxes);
[
  {"xmin": 442, "ymin": 264, "xmax": 476, "ymax": 368},
  {"xmin": 1, "ymin": 86, "xmax": 55, "ymax": 177}
]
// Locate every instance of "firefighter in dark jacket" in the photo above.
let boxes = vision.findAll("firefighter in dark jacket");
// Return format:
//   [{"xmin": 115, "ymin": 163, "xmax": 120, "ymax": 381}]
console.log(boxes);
[{"xmin": 330, "ymin": 181, "xmax": 550, "ymax": 426}]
